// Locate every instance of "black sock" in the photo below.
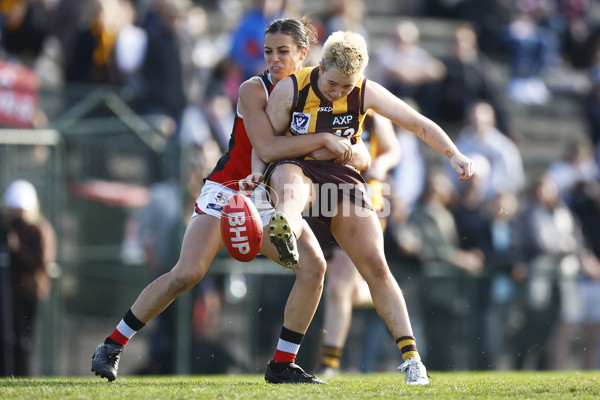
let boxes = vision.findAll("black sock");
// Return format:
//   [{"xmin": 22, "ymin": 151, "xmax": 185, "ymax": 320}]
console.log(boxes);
[{"xmin": 104, "ymin": 337, "xmax": 123, "ymax": 347}]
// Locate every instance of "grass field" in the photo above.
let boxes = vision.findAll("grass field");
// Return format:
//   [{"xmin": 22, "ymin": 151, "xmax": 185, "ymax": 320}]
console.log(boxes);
[{"xmin": 2, "ymin": 371, "xmax": 600, "ymax": 400}]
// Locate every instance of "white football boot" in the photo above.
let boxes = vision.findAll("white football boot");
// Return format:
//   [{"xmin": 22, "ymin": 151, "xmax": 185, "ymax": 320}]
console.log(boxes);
[{"xmin": 397, "ymin": 357, "xmax": 429, "ymax": 385}]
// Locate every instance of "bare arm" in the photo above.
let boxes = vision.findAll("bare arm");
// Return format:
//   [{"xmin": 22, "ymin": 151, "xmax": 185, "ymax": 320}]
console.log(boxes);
[
  {"xmin": 364, "ymin": 80, "xmax": 474, "ymax": 181},
  {"xmin": 241, "ymin": 77, "xmax": 348, "ymax": 163}
]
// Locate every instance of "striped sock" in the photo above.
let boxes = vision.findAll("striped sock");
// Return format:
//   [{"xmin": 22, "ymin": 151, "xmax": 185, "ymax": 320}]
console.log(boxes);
[
  {"xmin": 320, "ymin": 345, "xmax": 343, "ymax": 370},
  {"xmin": 105, "ymin": 309, "xmax": 146, "ymax": 347},
  {"xmin": 272, "ymin": 326, "xmax": 304, "ymax": 365},
  {"xmin": 396, "ymin": 335, "xmax": 420, "ymax": 361}
]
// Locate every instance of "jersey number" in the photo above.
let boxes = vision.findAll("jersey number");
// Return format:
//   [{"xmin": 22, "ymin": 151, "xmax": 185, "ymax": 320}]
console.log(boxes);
[{"xmin": 334, "ymin": 128, "xmax": 355, "ymax": 138}]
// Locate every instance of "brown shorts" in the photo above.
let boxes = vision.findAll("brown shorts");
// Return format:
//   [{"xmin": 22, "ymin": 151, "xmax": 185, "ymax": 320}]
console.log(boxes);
[{"xmin": 264, "ymin": 159, "xmax": 373, "ymax": 227}]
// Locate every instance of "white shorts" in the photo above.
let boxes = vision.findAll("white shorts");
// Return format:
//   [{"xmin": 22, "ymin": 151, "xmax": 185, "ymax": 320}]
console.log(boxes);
[
  {"xmin": 560, "ymin": 279, "xmax": 600, "ymax": 324},
  {"xmin": 193, "ymin": 180, "xmax": 274, "ymax": 226}
]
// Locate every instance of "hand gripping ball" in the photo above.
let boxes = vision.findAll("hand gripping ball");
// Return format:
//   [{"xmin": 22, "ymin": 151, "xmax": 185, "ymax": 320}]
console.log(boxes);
[{"xmin": 220, "ymin": 193, "xmax": 263, "ymax": 262}]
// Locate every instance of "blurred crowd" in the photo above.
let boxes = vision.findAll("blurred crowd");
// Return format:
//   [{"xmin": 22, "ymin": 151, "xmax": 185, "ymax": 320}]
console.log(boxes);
[{"xmin": 2, "ymin": 0, "xmax": 600, "ymax": 373}]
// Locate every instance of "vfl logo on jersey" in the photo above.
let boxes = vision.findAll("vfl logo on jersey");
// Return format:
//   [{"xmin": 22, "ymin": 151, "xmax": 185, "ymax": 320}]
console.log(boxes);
[
  {"xmin": 290, "ymin": 112, "xmax": 311, "ymax": 135},
  {"xmin": 330, "ymin": 112, "xmax": 357, "ymax": 129}
]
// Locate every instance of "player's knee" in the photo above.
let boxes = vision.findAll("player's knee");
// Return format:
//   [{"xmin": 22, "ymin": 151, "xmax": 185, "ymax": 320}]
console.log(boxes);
[
  {"xmin": 363, "ymin": 253, "xmax": 390, "ymax": 281},
  {"xmin": 297, "ymin": 256, "xmax": 326, "ymax": 287},
  {"xmin": 167, "ymin": 265, "xmax": 205, "ymax": 295}
]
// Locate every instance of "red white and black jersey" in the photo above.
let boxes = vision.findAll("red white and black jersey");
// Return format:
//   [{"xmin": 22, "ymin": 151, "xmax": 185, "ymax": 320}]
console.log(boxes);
[{"xmin": 204, "ymin": 71, "xmax": 274, "ymax": 189}]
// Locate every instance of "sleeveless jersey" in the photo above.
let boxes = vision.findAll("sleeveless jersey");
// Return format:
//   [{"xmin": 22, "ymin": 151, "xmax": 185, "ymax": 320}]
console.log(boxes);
[
  {"xmin": 205, "ymin": 71, "xmax": 274, "ymax": 189},
  {"xmin": 286, "ymin": 66, "xmax": 367, "ymax": 159}
]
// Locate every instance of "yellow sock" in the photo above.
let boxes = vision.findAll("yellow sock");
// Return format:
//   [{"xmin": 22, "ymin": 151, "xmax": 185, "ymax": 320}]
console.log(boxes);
[
  {"xmin": 320, "ymin": 346, "xmax": 343, "ymax": 369},
  {"xmin": 396, "ymin": 336, "xmax": 420, "ymax": 361}
]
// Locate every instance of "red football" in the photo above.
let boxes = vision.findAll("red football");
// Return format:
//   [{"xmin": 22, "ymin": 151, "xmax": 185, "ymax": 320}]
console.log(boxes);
[{"xmin": 220, "ymin": 193, "xmax": 263, "ymax": 262}]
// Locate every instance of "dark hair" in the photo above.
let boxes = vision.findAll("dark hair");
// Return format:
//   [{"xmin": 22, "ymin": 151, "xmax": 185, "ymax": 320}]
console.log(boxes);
[{"xmin": 265, "ymin": 16, "xmax": 318, "ymax": 49}]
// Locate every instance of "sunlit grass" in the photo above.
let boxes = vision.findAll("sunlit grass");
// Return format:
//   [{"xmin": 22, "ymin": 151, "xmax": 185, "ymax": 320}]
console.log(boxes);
[{"xmin": 1, "ymin": 371, "xmax": 599, "ymax": 399}]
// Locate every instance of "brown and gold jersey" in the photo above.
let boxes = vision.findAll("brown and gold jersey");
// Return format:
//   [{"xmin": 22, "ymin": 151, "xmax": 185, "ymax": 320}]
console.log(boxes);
[{"xmin": 285, "ymin": 66, "xmax": 367, "ymax": 153}]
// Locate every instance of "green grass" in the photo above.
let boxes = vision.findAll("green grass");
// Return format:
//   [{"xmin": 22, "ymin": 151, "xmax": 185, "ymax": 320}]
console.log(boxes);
[{"xmin": 1, "ymin": 371, "xmax": 599, "ymax": 400}]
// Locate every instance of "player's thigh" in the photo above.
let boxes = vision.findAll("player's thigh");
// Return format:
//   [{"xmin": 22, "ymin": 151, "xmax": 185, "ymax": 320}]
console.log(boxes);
[
  {"xmin": 269, "ymin": 163, "xmax": 313, "ymax": 206},
  {"xmin": 330, "ymin": 206, "xmax": 388, "ymax": 279}
]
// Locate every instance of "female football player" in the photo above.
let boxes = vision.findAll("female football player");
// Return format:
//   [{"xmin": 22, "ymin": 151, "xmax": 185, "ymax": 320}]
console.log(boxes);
[
  {"xmin": 91, "ymin": 17, "xmax": 367, "ymax": 384},
  {"xmin": 253, "ymin": 30, "xmax": 475, "ymax": 384}
]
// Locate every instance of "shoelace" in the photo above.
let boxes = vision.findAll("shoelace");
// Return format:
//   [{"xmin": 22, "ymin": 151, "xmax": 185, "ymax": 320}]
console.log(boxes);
[{"xmin": 406, "ymin": 365, "xmax": 421, "ymax": 381}]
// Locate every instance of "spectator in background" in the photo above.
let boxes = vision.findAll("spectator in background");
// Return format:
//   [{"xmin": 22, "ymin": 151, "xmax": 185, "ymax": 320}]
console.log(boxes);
[
  {"xmin": 423, "ymin": 0, "xmax": 475, "ymax": 20},
  {"xmin": 65, "ymin": 0, "xmax": 120, "ymax": 84},
  {"xmin": 0, "ymin": 0, "xmax": 49, "ymax": 67},
  {"xmin": 135, "ymin": 0, "xmax": 191, "ymax": 182},
  {"xmin": 201, "ymin": 58, "xmax": 241, "ymax": 152},
  {"xmin": 179, "ymin": 4, "xmax": 221, "ymax": 105},
  {"xmin": 554, "ymin": 0, "xmax": 596, "ymax": 68},
  {"xmin": 475, "ymin": 0, "xmax": 595, "ymax": 70},
  {"xmin": 229, "ymin": 0, "xmax": 288, "ymax": 80},
  {"xmin": 390, "ymin": 99, "xmax": 426, "ymax": 212},
  {"xmin": 47, "ymin": 0, "xmax": 90, "ymax": 74},
  {"xmin": 371, "ymin": 19, "xmax": 445, "ymax": 118},
  {"xmin": 452, "ymin": 153, "xmax": 493, "ymax": 257},
  {"xmin": 547, "ymin": 140, "xmax": 598, "ymax": 205},
  {"xmin": 452, "ymin": 100, "xmax": 525, "ymax": 200},
  {"xmin": 499, "ymin": 0, "xmax": 559, "ymax": 105},
  {"xmin": 451, "ymin": 154, "xmax": 494, "ymax": 369},
  {"xmin": 507, "ymin": 171, "xmax": 581, "ymax": 370},
  {"xmin": 482, "ymin": 190, "xmax": 525, "ymax": 369},
  {"xmin": 177, "ymin": 4, "xmax": 225, "ymax": 158},
  {"xmin": 320, "ymin": 0, "xmax": 368, "ymax": 40},
  {"xmin": 2, "ymin": 180, "xmax": 57, "ymax": 376},
  {"xmin": 114, "ymin": 0, "xmax": 148, "ymax": 98},
  {"xmin": 583, "ymin": 65, "xmax": 600, "ymax": 161},
  {"xmin": 136, "ymin": 0, "xmax": 189, "ymax": 119},
  {"xmin": 434, "ymin": 23, "xmax": 516, "ymax": 140},
  {"xmin": 410, "ymin": 170, "xmax": 484, "ymax": 370},
  {"xmin": 550, "ymin": 178, "xmax": 600, "ymax": 370}
]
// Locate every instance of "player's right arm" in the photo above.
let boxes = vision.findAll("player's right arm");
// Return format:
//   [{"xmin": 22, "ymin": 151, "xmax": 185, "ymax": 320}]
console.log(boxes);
[{"xmin": 364, "ymin": 79, "xmax": 474, "ymax": 181}]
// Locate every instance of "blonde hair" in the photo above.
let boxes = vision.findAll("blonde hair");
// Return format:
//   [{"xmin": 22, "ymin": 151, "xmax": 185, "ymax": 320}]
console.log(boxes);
[{"xmin": 321, "ymin": 31, "xmax": 369, "ymax": 77}]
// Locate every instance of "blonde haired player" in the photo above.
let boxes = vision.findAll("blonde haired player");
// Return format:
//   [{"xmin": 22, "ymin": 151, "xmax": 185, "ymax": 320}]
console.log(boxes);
[{"xmin": 250, "ymin": 30, "xmax": 475, "ymax": 384}]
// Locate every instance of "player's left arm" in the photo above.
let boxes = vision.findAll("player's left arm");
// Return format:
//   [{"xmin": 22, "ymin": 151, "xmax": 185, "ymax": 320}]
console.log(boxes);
[{"xmin": 364, "ymin": 80, "xmax": 474, "ymax": 181}]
